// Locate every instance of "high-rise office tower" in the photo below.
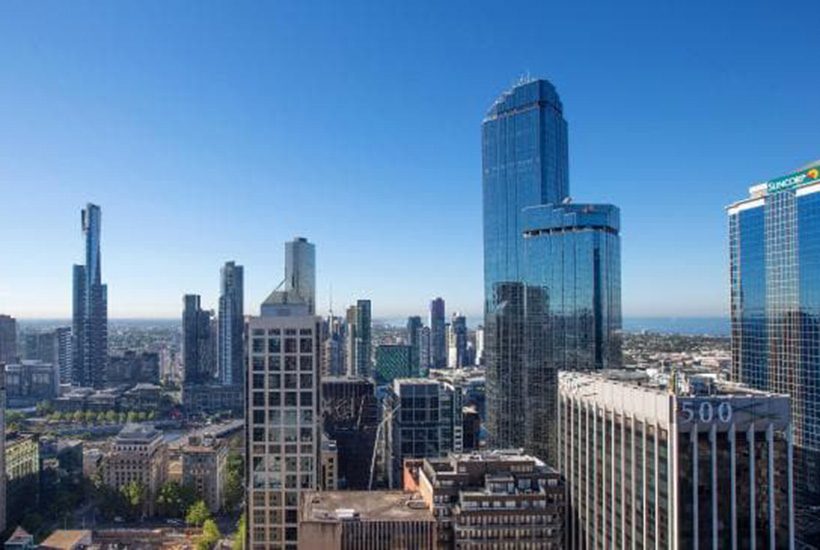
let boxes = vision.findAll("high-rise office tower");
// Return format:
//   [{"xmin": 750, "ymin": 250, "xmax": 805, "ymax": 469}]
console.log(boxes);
[
  {"xmin": 344, "ymin": 306, "xmax": 357, "ymax": 376},
  {"xmin": 482, "ymin": 78, "xmax": 621, "ymax": 464},
  {"xmin": 246, "ymin": 243, "xmax": 322, "ymax": 550},
  {"xmin": 419, "ymin": 326, "xmax": 431, "ymax": 370},
  {"xmin": 474, "ymin": 325, "xmax": 485, "ymax": 366},
  {"xmin": 385, "ymin": 378, "xmax": 462, "ymax": 487},
  {"xmin": 729, "ymin": 161, "xmax": 820, "ymax": 508},
  {"xmin": 447, "ymin": 313, "xmax": 468, "ymax": 368},
  {"xmin": 72, "ymin": 203, "xmax": 108, "ymax": 388},
  {"xmin": 406, "ymin": 316, "xmax": 423, "ymax": 371},
  {"xmin": 354, "ymin": 300, "xmax": 372, "ymax": 379},
  {"xmin": 322, "ymin": 315, "xmax": 346, "ymax": 377},
  {"xmin": 285, "ymin": 237, "xmax": 316, "ymax": 315},
  {"xmin": 218, "ymin": 261, "xmax": 244, "ymax": 387},
  {"xmin": 558, "ymin": 369, "xmax": 794, "ymax": 549},
  {"xmin": 429, "ymin": 298, "xmax": 446, "ymax": 368},
  {"xmin": 182, "ymin": 294, "xmax": 216, "ymax": 384},
  {"xmin": 55, "ymin": 327, "xmax": 72, "ymax": 385},
  {"xmin": 0, "ymin": 315, "xmax": 16, "ymax": 365}
]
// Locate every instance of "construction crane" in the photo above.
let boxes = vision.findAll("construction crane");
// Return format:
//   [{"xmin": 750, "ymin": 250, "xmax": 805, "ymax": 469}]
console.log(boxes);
[{"xmin": 369, "ymin": 400, "xmax": 400, "ymax": 490}]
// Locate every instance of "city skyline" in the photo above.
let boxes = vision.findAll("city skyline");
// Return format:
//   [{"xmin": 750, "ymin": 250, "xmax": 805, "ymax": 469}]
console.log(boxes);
[{"xmin": 2, "ymin": 2, "xmax": 819, "ymax": 320}]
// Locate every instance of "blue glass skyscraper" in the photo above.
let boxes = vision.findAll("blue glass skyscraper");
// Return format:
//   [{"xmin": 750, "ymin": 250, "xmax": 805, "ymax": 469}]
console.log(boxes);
[
  {"xmin": 218, "ymin": 261, "xmax": 244, "ymax": 387},
  {"xmin": 72, "ymin": 203, "xmax": 108, "ymax": 388},
  {"xmin": 483, "ymin": 79, "xmax": 621, "ymax": 464},
  {"xmin": 729, "ymin": 161, "xmax": 820, "ymax": 506}
]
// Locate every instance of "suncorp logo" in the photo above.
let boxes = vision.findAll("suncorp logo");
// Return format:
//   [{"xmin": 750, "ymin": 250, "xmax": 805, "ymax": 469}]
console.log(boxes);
[{"xmin": 767, "ymin": 167, "xmax": 820, "ymax": 194}]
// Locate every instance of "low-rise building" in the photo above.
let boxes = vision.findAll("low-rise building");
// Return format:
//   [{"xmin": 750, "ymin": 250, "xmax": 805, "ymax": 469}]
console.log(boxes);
[
  {"xmin": 181, "ymin": 383, "xmax": 243, "ymax": 415},
  {"xmin": 299, "ymin": 491, "xmax": 436, "ymax": 550},
  {"xmin": 103, "ymin": 424, "xmax": 167, "ymax": 516},
  {"xmin": 321, "ymin": 435, "xmax": 338, "ymax": 491},
  {"xmin": 5, "ymin": 432, "xmax": 40, "ymax": 527},
  {"xmin": 181, "ymin": 434, "xmax": 228, "ymax": 514},
  {"xmin": 417, "ymin": 450, "xmax": 565, "ymax": 550},
  {"xmin": 37, "ymin": 530, "xmax": 92, "ymax": 550}
]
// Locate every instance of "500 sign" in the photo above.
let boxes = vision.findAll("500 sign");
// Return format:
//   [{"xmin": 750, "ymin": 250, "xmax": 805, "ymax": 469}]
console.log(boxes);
[{"xmin": 679, "ymin": 401, "xmax": 733, "ymax": 424}]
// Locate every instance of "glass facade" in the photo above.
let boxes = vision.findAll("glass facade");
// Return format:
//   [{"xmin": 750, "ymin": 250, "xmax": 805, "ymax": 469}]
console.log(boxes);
[
  {"xmin": 218, "ymin": 261, "xmax": 244, "ymax": 387},
  {"xmin": 482, "ymin": 79, "xmax": 621, "ymax": 465},
  {"xmin": 284, "ymin": 237, "xmax": 316, "ymax": 315},
  {"xmin": 72, "ymin": 203, "xmax": 108, "ymax": 388},
  {"xmin": 730, "ymin": 171, "xmax": 820, "ymax": 505}
]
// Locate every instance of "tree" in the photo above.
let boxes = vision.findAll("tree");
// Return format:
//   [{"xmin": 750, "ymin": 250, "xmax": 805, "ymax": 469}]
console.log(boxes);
[
  {"xmin": 148, "ymin": 410, "xmax": 157, "ymax": 421},
  {"xmin": 232, "ymin": 513, "xmax": 246, "ymax": 550},
  {"xmin": 72, "ymin": 410, "xmax": 84, "ymax": 423},
  {"xmin": 118, "ymin": 411, "xmax": 128, "ymax": 424},
  {"xmin": 136, "ymin": 411, "xmax": 147, "ymax": 422},
  {"xmin": 186, "ymin": 500, "xmax": 211, "ymax": 527},
  {"xmin": 106, "ymin": 410, "xmax": 117, "ymax": 423},
  {"xmin": 157, "ymin": 482, "xmax": 198, "ymax": 518},
  {"xmin": 224, "ymin": 451, "xmax": 245, "ymax": 513},
  {"xmin": 198, "ymin": 519, "xmax": 221, "ymax": 549},
  {"xmin": 127, "ymin": 411, "xmax": 139, "ymax": 423},
  {"xmin": 96, "ymin": 411, "xmax": 106, "ymax": 423},
  {"xmin": 120, "ymin": 480, "xmax": 146, "ymax": 519},
  {"xmin": 84, "ymin": 410, "xmax": 96, "ymax": 424},
  {"xmin": 36, "ymin": 400, "xmax": 53, "ymax": 416}
]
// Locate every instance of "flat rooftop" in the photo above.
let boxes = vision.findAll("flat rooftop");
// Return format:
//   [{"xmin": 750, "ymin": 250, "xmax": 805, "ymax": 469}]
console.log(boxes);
[{"xmin": 302, "ymin": 491, "xmax": 433, "ymax": 523}]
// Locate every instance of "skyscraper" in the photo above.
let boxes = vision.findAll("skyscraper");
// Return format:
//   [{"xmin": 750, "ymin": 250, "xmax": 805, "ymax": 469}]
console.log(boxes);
[
  {"xmin": 447, "ymin": 313, "xmax": 468, "ymax": 368},
  {"xmin": 55, "ymin": 327, "xmax": 72, "ymax": 385},
  {"xmin": 429, "ymin": 298, "xmax": 446, "ymax": 368},
  {"xmin": 72, "ymin": 203, "xmax": 108, "ymax": 388},
  {"xmin": 285, "ymin": 237, "xmax": 316, "ymax": 315},
  {"xmin": 729, "ymin": 161, "xmax": 820, "ymax": 507},
  {"xmin": 0, "ymin": 315, "xmax": 17, "ymax": 365},
  {"xmin": 482, "ymin": 79, "xmax": 621, "ymax": 464},
  {"xmin": 182, "ymin": 294, "xmax": 216, "ymax": 384},
  {"xmin": 354, "ymin": 300, "xmax": 372, "ymax": 379},
  {"xmin": 246, "ymin": 242, "xmax": 322, "ymax": 550},
  {"xmin": 218, "ymin": 261, "xmax": 244, "ymax": 387},
  {"xmin": 406, "ymin": 316, "xmax": 423, "ymax": 371}
]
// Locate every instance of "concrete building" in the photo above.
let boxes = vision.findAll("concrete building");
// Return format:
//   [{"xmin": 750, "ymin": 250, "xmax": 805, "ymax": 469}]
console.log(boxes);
[
  {"xmin": 5, "ymin": 432, "xmax": 39, "ymax": 527},
  {"xmin": 103, "ymin": 424, "xmax": 168, "ymax": 516},
  {"xmin": 321, "ymin": 435, "xmax": 338, "ymax": 491},
  {"xmin": 4, "ymin": 360, "xmax": 59, "ymax": 406},
  {"xmin": 447, "ymin": 313, "xmax": 468, "ymax": 369},
  {"xmin": 416, "ymin": 450, "xmax": 565, "ymax": 550},
  {"xmin": 299, "ymin": 491, "xmax": 436, "ymax": 550},
  {"xmin": 557, "ymin": 369, "xmax": 794, "ymax": 549},
  {"xmin": 247, "ymin": 244, "xmax": 322, "ymax": 550},
  {"xmin": 182, "ymin": 434, "xmax": 228, "ymax": 514}
]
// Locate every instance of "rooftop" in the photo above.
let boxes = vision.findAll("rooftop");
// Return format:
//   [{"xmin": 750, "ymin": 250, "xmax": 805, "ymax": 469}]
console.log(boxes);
[
  {"xmin": 115, "ymin": 423, "xmax": 161, "ymax": 442},
  {"xmin": 302, "ymin": 491, "xmax": 433, "ymax": 523},
  {"xmin": 38, "ymin": 530, "xmax": 91, "ymax": 550}
]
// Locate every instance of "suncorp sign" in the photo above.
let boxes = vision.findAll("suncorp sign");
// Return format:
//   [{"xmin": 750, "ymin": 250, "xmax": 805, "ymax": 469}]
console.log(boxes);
[{"xmin": 767, "ymin": 167, "xmax": 820, "ymax": 194}]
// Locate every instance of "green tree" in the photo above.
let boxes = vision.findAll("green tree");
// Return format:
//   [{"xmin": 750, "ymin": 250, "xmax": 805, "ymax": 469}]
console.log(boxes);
[
  {"xmin": 120, "ymin": 480, "xmax": 146, "ymax": 519},
  {"xmin": 232, "ymin": 513, "xmax": 246, "ymax": 550},
  {"xmin": 136, "ymin": 411, "xmax": 147, "ymax": 422},
  {"xmin": 186, "ymin": 500, "xmax": 211, "ymax": 527},
  {"xmin": 148, "ymin": 410, "xmax": 157, "ymax": 421},
  {"xmin": 127, "ymin": 411, "xmax": 139, "ymax": 423},
  {"xmin": 157, "ymin": 482, "xmax": 198, "ymax": 518},
  {"xmin": 84, "ymin": 410, "xmax": 96, "ymax": 424},
  {"xmin": 199, "ymin": 518, "xmax": 220, "ymax": 549},
  {"xmin": 72, "ymin": 410, "xmax": 84, "ymax": 423},
  {"xmin": 224, "ymin": 451, "xmax": 245, "ymax": 513},
  {"xmin": 96, "ymin": 411, "xmax": 106, "ymax": 423},
  {"xmin": 106, "ymin": 410, "xmax": 117, "ymax": 423},
  {"xmin": 36, "ymin": 400, "xmax": 53, "ymax": 416},
  {"xmin": 118, "ymin": 411, "xmax": 128, "ymax": 424}
]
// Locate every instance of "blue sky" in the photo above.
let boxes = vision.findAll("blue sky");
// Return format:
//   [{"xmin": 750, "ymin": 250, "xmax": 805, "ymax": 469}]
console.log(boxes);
[{"xmin": 1, "ymin": 0, "xmax": 818, "ymax": 320}]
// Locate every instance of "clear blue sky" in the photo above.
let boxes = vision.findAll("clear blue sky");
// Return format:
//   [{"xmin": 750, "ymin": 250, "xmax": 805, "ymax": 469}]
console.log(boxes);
[{"xmin": 1, "ymin": 0, "xmax": 818, "ymax": 320}]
